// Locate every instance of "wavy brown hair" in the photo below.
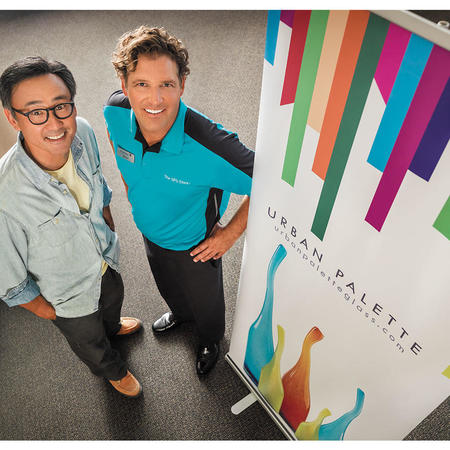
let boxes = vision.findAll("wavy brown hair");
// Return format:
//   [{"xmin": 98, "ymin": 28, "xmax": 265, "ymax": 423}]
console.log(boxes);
[{"xmin": 112, "ymin": 25, "xmax": 190, "ymax": 82}]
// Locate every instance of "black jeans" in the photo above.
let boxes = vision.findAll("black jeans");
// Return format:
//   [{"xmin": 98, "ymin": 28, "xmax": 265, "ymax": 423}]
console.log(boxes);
[
  {"xmin": 52, "ymin": 267, "xmax": 127, "ymax": 380},
  {"xmin": 144, "ymin": 236, "xmax": 225, "ymax": 346}
]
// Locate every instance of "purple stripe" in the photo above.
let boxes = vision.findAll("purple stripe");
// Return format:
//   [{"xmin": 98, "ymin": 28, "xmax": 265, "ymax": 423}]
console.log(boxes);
[
  {"xmin": 280, "ymin": 10, "xmax": 295, "ymax": 28},
  {"xmin": 410, "ymin": 76, "xmax": 450, "ymax": 181},
  {"xmin": 365, "ymin": 44, "xmax": 450, "ymax": 232}
]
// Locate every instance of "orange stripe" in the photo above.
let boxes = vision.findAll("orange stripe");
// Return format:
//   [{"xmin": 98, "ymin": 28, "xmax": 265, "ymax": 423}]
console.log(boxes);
[
  {"xmin": 307, "ymin": 10, "xmax": 349, "ymax": 132},
  {"xmin": 312, "ymin": 10, "xmax": 370, "ymax": 180}
]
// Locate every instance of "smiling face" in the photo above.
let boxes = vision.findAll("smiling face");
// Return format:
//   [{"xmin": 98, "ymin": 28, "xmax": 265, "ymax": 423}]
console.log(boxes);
[
  {"xmin": 4, "ymin": 73, "xmax": 77, "ymax": 170},
  {"xmin": 121, "ymin": 53, "xmax": 185, "ymax": 147}
]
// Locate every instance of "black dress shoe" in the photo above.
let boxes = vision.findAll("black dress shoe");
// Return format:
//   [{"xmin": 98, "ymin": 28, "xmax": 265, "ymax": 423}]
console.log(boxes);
[
  {"xmin": 196, "ymin": 343, "xmax": 219, "ymax": 376},
  {"xmin": 151, "ymin": 312, "xmax": 179, "ymax": 333}
]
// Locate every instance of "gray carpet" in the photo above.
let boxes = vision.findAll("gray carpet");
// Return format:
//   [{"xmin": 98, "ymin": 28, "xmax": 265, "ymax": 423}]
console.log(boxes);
[{"xmin": 0, "ymin": 10, "xmax": 448, "ymax": 441}]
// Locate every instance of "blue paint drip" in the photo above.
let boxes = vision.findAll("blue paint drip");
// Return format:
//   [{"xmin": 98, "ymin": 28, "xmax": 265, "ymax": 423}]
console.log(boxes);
[
  {"xmin": 265, "ymin": 10, "xmax": 281, "ymax": 65},
  {"xmin": 319, "ymin": 388, "xmax": 366, "ymax": 440},
  {"xmin": 367, "ymin": 34, "xmax": 433, "ymax": 172},
  {"xmin": 244, "ymin": 244, "xmax": 287, "ymax": 384}
]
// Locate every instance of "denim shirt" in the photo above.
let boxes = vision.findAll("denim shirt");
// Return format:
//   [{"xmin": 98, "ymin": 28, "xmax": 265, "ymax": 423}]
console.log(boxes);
[{"xmin": 0, "ymin": 117, "xmax": 119, "ymax": 318}]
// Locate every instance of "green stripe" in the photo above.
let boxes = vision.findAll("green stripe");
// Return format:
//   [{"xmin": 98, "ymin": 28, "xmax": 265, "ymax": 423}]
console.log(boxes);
[
  {"xmin": 281, "ymin": 10, "xmax": 329, "ymax": 186},
  {"xmin": 311, "ymin": 13, "xmax": 390, "ymax": 240},
  {"xmin": 433, "ymin": 196, "xmax": 450, "ymax": 240}
]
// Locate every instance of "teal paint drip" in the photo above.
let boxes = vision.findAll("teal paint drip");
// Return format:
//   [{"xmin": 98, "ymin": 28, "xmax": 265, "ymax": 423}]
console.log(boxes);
[
  {"xmin": 244, "ymin": 244, "xmax": 287, "ymax": 384},
  {"xmin": 318, "ymin": 388, "xmax": 366, "ymax": 440}
]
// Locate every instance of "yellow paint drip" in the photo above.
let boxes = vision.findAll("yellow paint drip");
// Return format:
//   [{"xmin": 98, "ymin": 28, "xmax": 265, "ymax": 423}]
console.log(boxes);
[
  {"xmin": 295, "ymin": 408, "xmax": 332, "ymax": 440},
  {"xmin": 258, "ymin": 325, "xmax": 285, "ymax": 412}
]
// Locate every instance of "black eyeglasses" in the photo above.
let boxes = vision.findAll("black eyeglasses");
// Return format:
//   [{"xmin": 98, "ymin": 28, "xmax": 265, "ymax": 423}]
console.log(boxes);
[{"xmin": 12, "ymin": 102, "xmax": 75, "ymax": 125}]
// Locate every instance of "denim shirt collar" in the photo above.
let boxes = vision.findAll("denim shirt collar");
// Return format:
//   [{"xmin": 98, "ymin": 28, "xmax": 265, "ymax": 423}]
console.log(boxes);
[{"xmin": 16, "ymin": 132, "xmax": 84, "ymax": 190}]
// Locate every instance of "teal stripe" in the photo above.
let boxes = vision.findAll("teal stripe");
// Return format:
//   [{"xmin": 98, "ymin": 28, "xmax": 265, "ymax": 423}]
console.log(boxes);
[
  {"xmin": 367, "ymin": 34, "xmax": 433, "ymax": 172},
  {"xmin": 311, "ymin": 14, "xmax": 390, "ymax": 241},
  {"xmin": 265, "ymin": 10, "xmax": 281, "ymax": 65},
  {"xmin": 281, "ymin": 10, "xmax": 329, "ymax": 187}
]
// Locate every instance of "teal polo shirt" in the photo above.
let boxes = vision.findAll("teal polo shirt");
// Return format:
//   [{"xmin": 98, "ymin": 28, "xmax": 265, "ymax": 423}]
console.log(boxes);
[{"xmin": 104, "ymin": 91, "xmax": 254, "ymax": 251}]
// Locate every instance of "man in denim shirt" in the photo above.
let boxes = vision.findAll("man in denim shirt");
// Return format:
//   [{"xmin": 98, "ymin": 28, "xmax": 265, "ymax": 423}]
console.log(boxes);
[{"xmin": 0, "ymin": 57, "xmax": 142, "ymax": 398}]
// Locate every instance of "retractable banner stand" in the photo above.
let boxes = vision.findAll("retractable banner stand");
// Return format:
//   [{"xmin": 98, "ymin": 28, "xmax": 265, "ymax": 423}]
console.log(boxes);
[{"xmin": 226, "ymin": 10, "xmax": 450, "ymax": 440}]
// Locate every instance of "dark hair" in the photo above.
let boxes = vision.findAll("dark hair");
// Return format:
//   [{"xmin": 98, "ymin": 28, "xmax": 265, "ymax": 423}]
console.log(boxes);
[
  {"xmin": 0, "ymin": 56, "xmax": 76, "ymax": 111},
  {"xmin": 112, "ymin": 25, "xmax": 190, "ymax": 82}
]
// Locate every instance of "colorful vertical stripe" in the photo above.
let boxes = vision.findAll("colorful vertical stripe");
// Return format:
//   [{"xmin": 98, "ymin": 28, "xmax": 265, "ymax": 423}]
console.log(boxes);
[
  {"xmin": 311, "ymin": 13, "xmax": 390, "ymax": 240},
  {"xmin": 307, "ymin": 10, "xmax": 349, "ymax": 133},
  {"xmin": 280, "ymin": 11, "xmax": 311, "ymax": 106},
  {"xmin": 410, "ymin": 76, "xmax": 450, "ymax": 181},
  {"xmin": 270, "ymin": 10, "xmax": 449, "ymax": 240},
  {"xmin": 374, "ymin": 24, "xmax": 411, "ymax": 104},
  {"xmin": 433, "ymin": 197, "xmax": 450, "ymax": 240},
  {"xmin": 311, "ymin": 10, "xmax": 370, "ymax": 180},
  {"xmin": 367, "ymin": 34, "xmax": 433, "ymax": 172},
  {"xmin": 365, "ymin": 45, "xmax": 450, "ymax": 232},
  {"xmin": 265, "ymin": 10, "xmax": 281, "ymax": 65},
  {"xmin": 280, "ymin": 10, "xmax": 295, "ymax": 28},
  {"xmin": 281, "ymin": 11, "xmax": 329, "ymax": 187}
]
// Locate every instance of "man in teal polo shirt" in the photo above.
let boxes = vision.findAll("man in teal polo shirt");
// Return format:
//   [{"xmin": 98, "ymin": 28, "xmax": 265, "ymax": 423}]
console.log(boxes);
[{"xmin": 104, "ymin": 25, "xmax": 254, "ymax": 375}]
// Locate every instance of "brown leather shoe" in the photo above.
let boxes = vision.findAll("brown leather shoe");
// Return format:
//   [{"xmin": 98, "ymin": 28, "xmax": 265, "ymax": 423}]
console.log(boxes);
[
  {"xmin": 108, "ymin": 370, "xmax": 142, "ymax": 398},
  {"xmin": 116, "ymin": 317, "xmax": 142, "ymax": 336}
]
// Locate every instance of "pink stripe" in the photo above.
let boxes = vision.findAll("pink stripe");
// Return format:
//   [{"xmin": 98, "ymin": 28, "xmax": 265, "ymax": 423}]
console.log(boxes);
[
  {"xmin": 366, "ymin": 45, "xmax": 450, "ymax": 231},
  {"xmin": 374, "ymin": 24, "xmax": 411, "ymax": 104},
  {"xmin": 280, "ymin": 10, "xmax": 295, "ymax": 28}
]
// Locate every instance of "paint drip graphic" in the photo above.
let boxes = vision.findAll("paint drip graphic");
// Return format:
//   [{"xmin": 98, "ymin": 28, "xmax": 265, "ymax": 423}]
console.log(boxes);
[
  {"xmin": 319, "ymin": 388, "xmax": 366, "ymax": 440},
  {"xmin": 244, "ymin": 244, "xmax": 287, "ymax": 383},
  {"xmin": 296, "ymin": 408, "xmax": 331, "ymax": 440},
  {"xmin": 243, "ymin": 243, "xmax": 366, "ymax": 439},
  {"xmin": 280, "ymin": 326, "xmax": 324, "ymax": 429},
  {"xmin": 258, "ymin": 325, "xmax": 286, "ymax": 412}
]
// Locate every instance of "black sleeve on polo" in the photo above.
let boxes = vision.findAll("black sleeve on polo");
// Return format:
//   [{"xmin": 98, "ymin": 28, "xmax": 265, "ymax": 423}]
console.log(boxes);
[
  {"xmin": 184, "ymin": 108, "xmax": 255, "ymax": 178},
  {"xmin": 105, "ymin": 90, "xmax": 131, "ymax": 109}
]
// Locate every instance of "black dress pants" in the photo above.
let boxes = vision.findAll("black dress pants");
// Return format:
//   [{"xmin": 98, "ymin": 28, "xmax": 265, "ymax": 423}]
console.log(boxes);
[
  {"xmin": 143, "ymin": 236, "xmax": 225, "ymax": 346},
  {"xmin": 52, "ymin": 267, "xmax": 127, "ymax": 381}
]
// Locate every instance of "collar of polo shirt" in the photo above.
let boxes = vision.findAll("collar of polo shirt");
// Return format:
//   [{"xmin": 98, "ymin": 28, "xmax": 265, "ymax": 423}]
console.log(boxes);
[{"xmin": 132, "ymin": 100, "xmax": 187, "ymax": 155}]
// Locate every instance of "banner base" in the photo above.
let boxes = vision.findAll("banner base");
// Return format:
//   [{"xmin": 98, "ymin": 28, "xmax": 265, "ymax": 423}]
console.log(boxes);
[
  {"xmin": 231, "ymin": 392, "xmax": 257, "ymax": 415},
  {"xmin": 225, "ymin": 353, "xmax": 295, "ymax": 440}
]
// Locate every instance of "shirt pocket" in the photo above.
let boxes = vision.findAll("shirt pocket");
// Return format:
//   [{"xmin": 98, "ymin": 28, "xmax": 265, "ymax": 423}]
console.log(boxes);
[{"xmin": 37, "ymin": 208, "xmax": 78, "ymax": 247}]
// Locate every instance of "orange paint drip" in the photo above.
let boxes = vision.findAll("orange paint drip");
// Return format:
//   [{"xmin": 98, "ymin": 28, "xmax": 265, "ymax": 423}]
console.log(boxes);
[
  {"xmin": 311, "ymin": 10, "xmax": 369, "ymax": 180},
  {"xmin": 280, "ymin": 326, "xmax": 324, "ymax": 430}
]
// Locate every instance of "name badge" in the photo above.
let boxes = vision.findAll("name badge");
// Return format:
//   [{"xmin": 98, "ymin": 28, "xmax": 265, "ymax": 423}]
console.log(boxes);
[{"xmin": 117, "ymin": 146, "xmax": 135, "ymax": 163}]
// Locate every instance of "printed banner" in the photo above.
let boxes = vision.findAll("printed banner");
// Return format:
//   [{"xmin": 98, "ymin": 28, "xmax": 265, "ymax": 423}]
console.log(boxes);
[{"xmin": 228, "ymin": 10, "xmax": 450, "ymax": 440}]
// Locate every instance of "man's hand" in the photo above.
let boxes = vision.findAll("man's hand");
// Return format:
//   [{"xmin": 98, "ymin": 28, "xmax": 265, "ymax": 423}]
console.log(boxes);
[
  {"xmin": 19, "ymin": 295, "xmax": 56, "ymax": 320},
  {"xmin": 103, "ymin": 205, "xmax": 115, "ymax": 232},
  {"xmin": 190, "ymin": 223, "xmax": 237, "ymax": 262},
  {"xmin": 190, "ymin": 196, "xmax": 250, "ymax": 263}
]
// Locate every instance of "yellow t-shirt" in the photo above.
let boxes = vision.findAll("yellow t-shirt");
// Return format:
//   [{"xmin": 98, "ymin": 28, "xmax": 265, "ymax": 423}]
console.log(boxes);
[{"xmin": 47, "ymin": 151, "xmax": 109, "ymax": 275}]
